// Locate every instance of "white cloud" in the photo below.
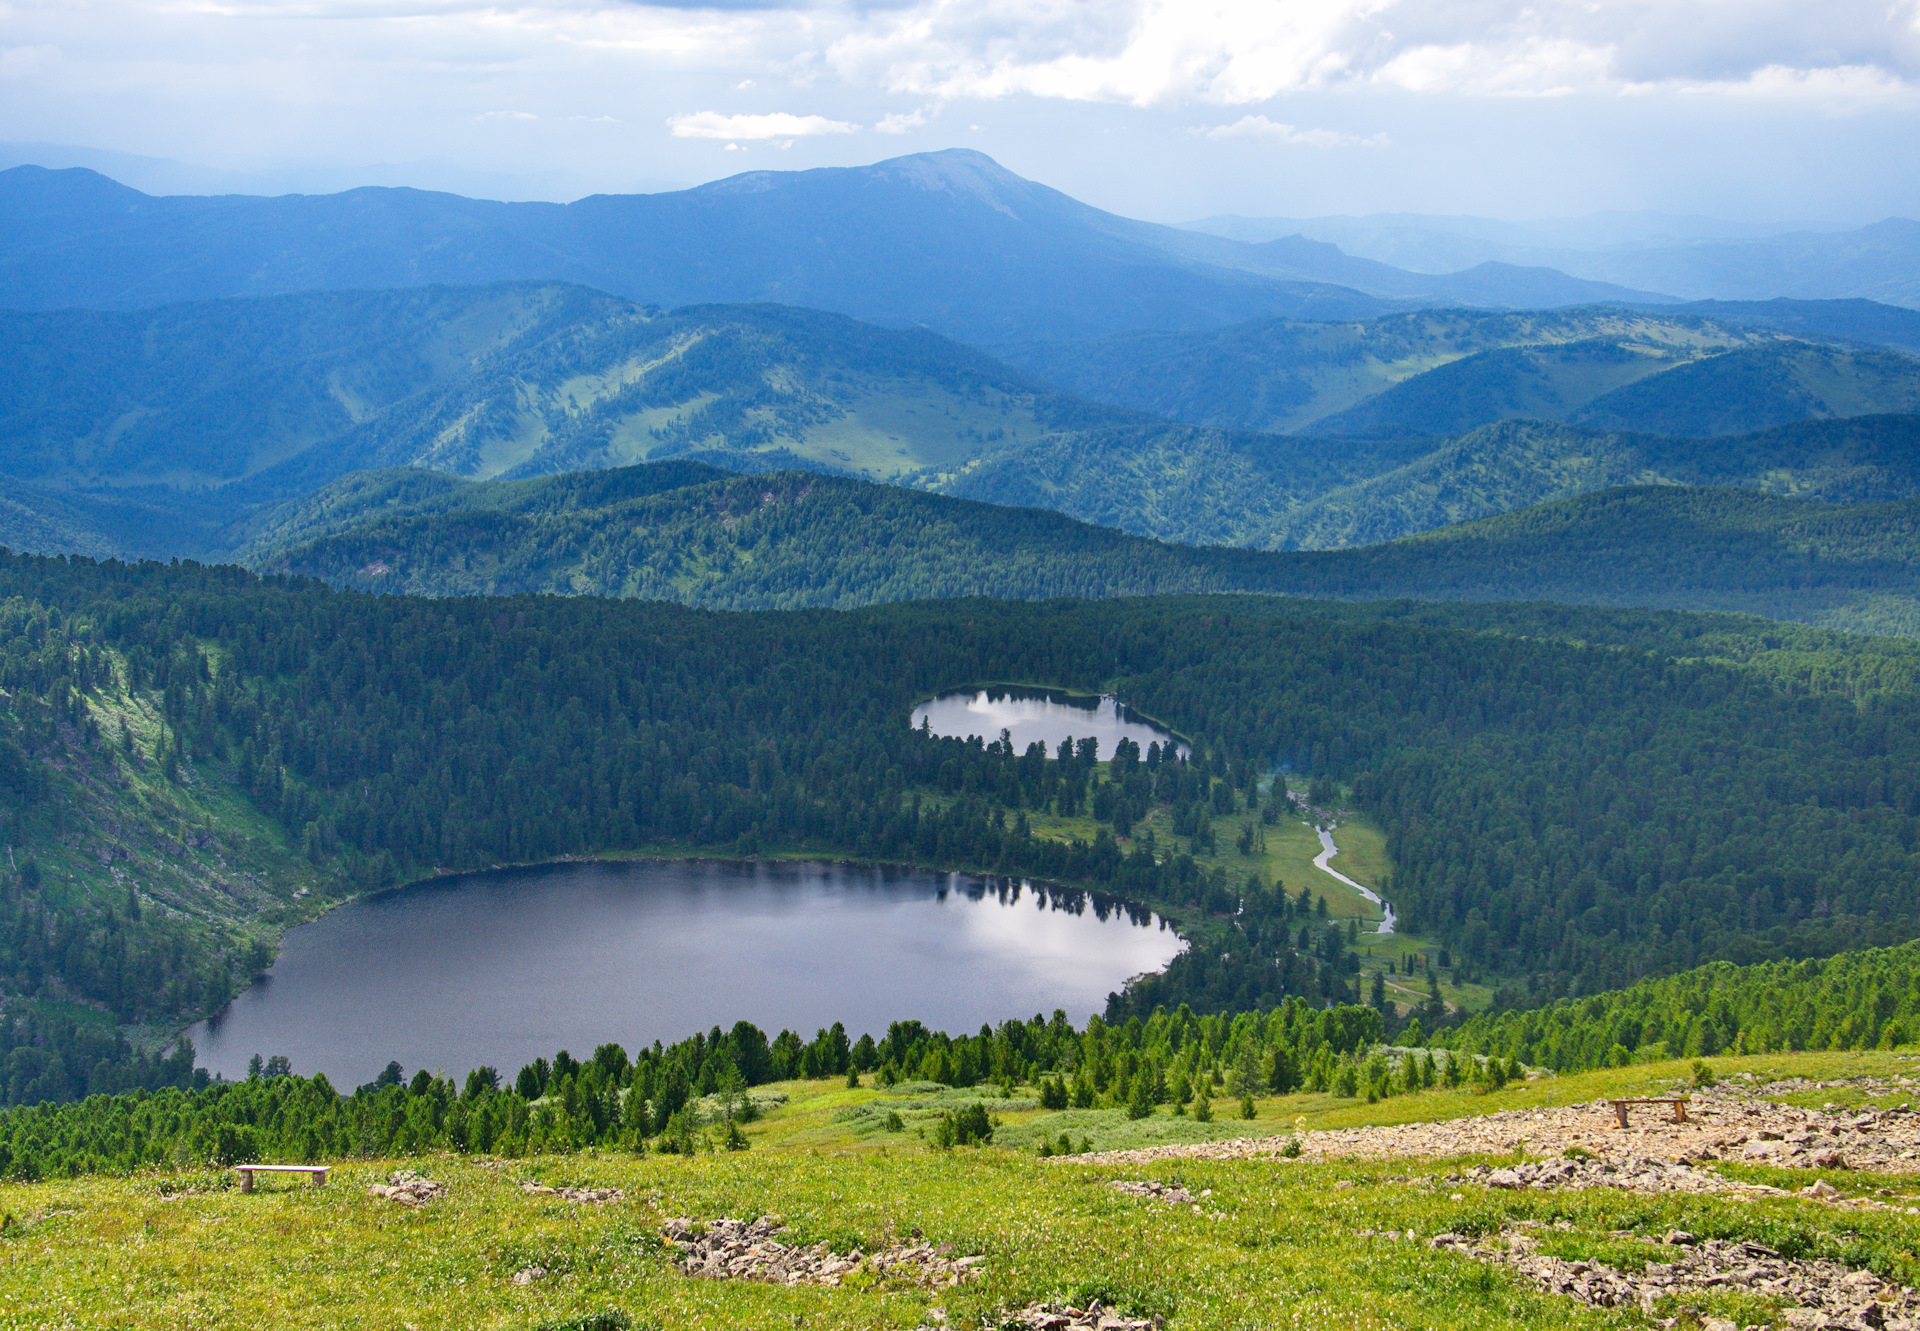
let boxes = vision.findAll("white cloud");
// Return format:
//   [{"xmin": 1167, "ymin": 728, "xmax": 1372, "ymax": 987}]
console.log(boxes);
[
  {"xmin": 875, "ymin": 107, "xmax": 928, "ymax": 133},
  {"xmin": 1199, "ymin": 115, "xmax": 1386, "ymax": 147},
  {"xmin": 478, "ymin": 110, "xmax": 538, "ymax": 121},
  {"xmin": 667, "ymin": 110, "xmax": 859, "ymax": 139},
  {"xmin": 821, "ymin": 0, "xmax": 1920, "ymax": 106}
]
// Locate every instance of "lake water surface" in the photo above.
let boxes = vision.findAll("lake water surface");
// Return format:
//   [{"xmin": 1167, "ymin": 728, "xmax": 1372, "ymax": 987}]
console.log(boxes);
[
  {"xmin": 911, "ymin": 687, "xmax": 1188, "ymax": 758},
  {"xmin": 187, "ymin": 859, "xmax": 1182, "ymax": 1085}
]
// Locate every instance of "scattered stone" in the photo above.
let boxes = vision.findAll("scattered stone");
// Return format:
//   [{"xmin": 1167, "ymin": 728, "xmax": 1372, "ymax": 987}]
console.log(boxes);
[
  {"xmin": 1431, "ymin": 1227, "xmax": 1920, "ymax": 1328},
  {"xmin": 369, "ymin": 1170, "xmax": 445, "ymax": 1205},
  {"xmin": 1109, "ymin": 1180, "xmax": 1195, "ymax": 1205},
  {"xmin": 1076, "ymin": 1083, "xmax": 1920, "ymax": 1177},
  {"xmin": 661, "ymin": 1216, "xmax": 984, "ymax": 1288},
  {"xmin": 520, "ymin": 1182, "xmax": 624, "ymax": 1203},
  {"xmin": 510, "ymin": 1266, "xmax": 547, "ymax": 1287},
  {"xmin": 1802, "ymin": 1180, "xmax": 1845, "ymax": 1201},
  {"xmin": 1450, "ymin": 1156, "xmax": 1780, "ymax": 1198},
  {"xmin": 986, "ymin": 1300, "xmax": 1163, "ymax": 1330}
]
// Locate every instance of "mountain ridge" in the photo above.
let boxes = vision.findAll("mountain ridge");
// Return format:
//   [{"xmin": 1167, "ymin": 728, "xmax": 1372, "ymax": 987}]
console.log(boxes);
[{"xmin": 0, "ymin": 151, "xmax": 1670, "ymax": 343}]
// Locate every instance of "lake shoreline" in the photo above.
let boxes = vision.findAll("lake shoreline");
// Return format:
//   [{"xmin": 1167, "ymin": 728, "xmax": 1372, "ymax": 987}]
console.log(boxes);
[{"xmin": 182, "ymin": 857, "xmax": 1185, "ymax": 1085}]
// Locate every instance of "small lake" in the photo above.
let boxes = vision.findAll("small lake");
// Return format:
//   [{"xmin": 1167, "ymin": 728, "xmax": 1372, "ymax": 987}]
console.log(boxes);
[
  {"xmin": 911, "ymin": 686, "xmax": 1189, "ymax": 758},
  {"xmin": 187, "ymin": 859, "xmax": 1182, "ymax": 1086}
]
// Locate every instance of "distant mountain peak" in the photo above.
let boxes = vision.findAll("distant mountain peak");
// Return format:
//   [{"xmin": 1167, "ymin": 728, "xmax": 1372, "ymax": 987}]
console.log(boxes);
[{"xmin": 692, "ymin": 149, "xmax": 1035, "ymax": 218}]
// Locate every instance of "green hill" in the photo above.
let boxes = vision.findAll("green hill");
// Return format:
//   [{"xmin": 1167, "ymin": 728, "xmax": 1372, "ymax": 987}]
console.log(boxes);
[
  {"xmin": 1003, "ymin": 306, "xmax": 1767, "ymax": 435},
  {"xmin": 1260, "ymin": 414, "xmax": 1920, "ymax": 548},
  {"xmin": 245, "ymin": 459, "xmax": 1920, "ymax": 636},
  {"xmin": 9, "ymin": 286, "xmax": 1920, "ymax": 568},
  {"xmin": 1008, "ymin": 306, "xmax": 1920, "ymax": 442},
  {"xmin": 1569, "ymin": 342, "xmax": 1920, "ymax": 435},
  {"xmin": 0, "ymin": 283, "xmax": 1115, "ymax": 499}
]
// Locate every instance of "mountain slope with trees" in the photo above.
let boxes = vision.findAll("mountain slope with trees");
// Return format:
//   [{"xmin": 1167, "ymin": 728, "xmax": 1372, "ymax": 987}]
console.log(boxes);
[
  {"xmin": 242, "ymin": 461, "xmax": 1920, "ymax": 636},
  {"xmin": 10, "ymin": 557, "xmax": 1920, "ymax": 1103}
]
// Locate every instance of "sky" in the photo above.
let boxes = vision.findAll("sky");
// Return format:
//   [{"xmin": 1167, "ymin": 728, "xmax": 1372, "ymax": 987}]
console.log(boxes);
[{"xmin": 1, "ymin": 0, "xmax": 1917, "ymax": 224}]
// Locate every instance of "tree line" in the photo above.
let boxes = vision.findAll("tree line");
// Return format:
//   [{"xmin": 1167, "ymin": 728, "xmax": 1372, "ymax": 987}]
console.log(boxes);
[{"xmin": 9, "ymin": 554, "xmax": 1920, "ymax": 1101}]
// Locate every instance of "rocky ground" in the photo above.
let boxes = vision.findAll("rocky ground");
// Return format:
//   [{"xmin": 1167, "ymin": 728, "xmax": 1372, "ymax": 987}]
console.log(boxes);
[
  {"xmin": 1082, "ymin": 1079, "xmax": 1920, "ymax": 1175},
  {"xmin": 1108, "ymin": 1179, "xmax": 1201, "ymax": 1205},
  {"xmin": 368, "ymin": 1170, "xmax": 445, "ymax": 1204},
  {"xmin": 971, "ymin": 1302, "xmax": 1164, "ymax": 1330},
  {"xmin": 660, "ymin": 1215, "xmax": 985, "ymax": 1288},
  {"xmin": 1432, "ymin": 1225, "xmax": 1918, "ymax": 1331},
  {"xmin": 519, "ymin": 1182, "xmax": 623, "ymax": 1203}
]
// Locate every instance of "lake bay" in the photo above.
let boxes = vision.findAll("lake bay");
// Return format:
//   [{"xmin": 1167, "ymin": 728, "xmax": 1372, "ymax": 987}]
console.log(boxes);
[{"xmin": 187, "ymin": 858, "xmax": 1182, "ymax": 1085}]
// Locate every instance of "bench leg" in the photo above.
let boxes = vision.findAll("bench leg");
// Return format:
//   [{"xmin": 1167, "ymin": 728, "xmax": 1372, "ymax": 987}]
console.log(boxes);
[
  {"xmin": 312, "ymin": 1171, "xmax": 326, "ymax": 1187},
  {"xmin": 1673, "ymin": 1103, "xmax": 1688, "ymax": 1124},
  {"xmin": 1614, "ymin": 1103, "xmax": 1630, "ymax": 1129},
  {"xmin": 239, "ymin": 1171, "xmax": 253, "ymax": 1194}
]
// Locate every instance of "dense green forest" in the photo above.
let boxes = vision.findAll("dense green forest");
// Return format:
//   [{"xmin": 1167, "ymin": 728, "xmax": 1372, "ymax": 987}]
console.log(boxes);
[
  {"xmin": 10, "ymin": 283, "xmax": 1920, "ymax": 568},
  {"xmin": 1257, "ymin": 414, "xmax": 1920, "ymax": 549},
  {"xmin": 27, "ymin": 934, "xmax": 1920, "ymax": 1180},
  {"xmin": 245, "ymin": 460, "xmax": 1920, "ymax": 636},
  {"xmin": 1306, "ymin": 340, "xmax": 1920, "ymax": 440},
  {"xmin": 10, "ymin": 556, "xmax": 1920, "ymax": 1103},
  {"xmin": 1001, "ymin": 307, "xmax": 1771, "ymax": 434},
  {"xmin": 1443, "ymin": 940, "xmax": 1920, "ymax": 1072},
  {"xmin": 0, "ymin": 997, "xmax": 1407, "ymax": 1179}
]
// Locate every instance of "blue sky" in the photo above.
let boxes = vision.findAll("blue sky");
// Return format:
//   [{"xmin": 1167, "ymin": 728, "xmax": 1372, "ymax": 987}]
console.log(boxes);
[{"xmin": 1, "ymin": 0, "xmax": 1916, "ymax": 222}]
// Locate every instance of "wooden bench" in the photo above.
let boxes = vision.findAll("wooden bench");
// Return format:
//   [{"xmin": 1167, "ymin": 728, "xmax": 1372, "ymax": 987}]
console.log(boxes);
[
  {"xmin": 235, "ymin": 1164, "xmax": 330, "ymax": 1193},
  {"xmin": 1608, "ymin": 1098, "xmax": 1689, "ymax": 1129}
]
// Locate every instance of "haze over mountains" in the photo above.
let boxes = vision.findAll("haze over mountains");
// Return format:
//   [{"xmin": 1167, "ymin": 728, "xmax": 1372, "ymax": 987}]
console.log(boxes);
[
  {"xmin": 4, "ymin": 148, "xmax": 1920, "ymax": 639},
  {"xmin": 0, "ymin": 150, "xmax": 1708, "ymax": 347},
  {"xmin": 1184, "ymin": 213, "xmax": 1920, "ymax": 309}
]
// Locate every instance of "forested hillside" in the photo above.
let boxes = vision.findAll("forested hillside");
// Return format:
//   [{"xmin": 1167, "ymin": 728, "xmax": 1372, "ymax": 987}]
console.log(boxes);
[
  {"xmin": 1010, "ymin": 306, "xmax": 1920, "ymax": 441},
  {"xmin": 1003, "ymin": 307, "xmax": 1769, "ymax": 435},
  {"xmin": 9, "ymin": 559, "xmax": 1920, "ymax": 1101},
  {"xmin": 1260, "ymin": 415, "xmax": 1920, "ymax": 549},
  {"xmin": 1446, "ymin": 940, "xmax": 1920, "ymax": 1070},
  {"xmin": 246, "ymin": 462, "xmax": 1920, "ymax": 636},
  {"xmin": 0, "ymin": 284, "xmax": 1117, "ymax": 502},
  {"xmin": 9, "ymin": 283, "xmax": 1920, "ymax": 568}
]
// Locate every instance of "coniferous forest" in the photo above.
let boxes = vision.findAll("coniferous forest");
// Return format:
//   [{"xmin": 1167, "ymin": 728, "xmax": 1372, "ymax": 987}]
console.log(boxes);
[{"xmin": 8, "ymin": 549, "xmax": 1920, "ymax": 1114}]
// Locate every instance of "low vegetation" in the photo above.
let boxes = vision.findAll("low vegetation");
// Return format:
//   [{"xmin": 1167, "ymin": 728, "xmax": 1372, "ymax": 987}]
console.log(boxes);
[{"xmin": 10, "ymin": 1048, "xmax": 1920, "ymax": 1329}]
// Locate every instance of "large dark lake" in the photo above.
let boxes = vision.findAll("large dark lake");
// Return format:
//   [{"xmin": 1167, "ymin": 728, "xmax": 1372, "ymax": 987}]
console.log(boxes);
[
  {"xmin": 187, "ymin": 859, "xmax": 1182, "ymax": 1085},
  {"xmin": 911, "ymin": 686, "xmax": 1188, "ymax": 757}
]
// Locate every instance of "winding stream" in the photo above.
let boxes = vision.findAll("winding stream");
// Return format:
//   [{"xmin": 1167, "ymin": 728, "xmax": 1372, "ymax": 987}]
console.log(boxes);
[{"xmin": 1312, "ymin": 824, "xmax": 1396, "ymax": 934}]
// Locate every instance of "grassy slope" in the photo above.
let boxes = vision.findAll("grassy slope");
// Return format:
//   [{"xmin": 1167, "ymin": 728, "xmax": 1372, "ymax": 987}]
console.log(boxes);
[
  {"xmin": 11, "ymin": 649, "xmax": 333, "ymax": 1033},
  {"xmin": 13, "ymin": 1050, "xmax": 1920, "ymax": 1329}
]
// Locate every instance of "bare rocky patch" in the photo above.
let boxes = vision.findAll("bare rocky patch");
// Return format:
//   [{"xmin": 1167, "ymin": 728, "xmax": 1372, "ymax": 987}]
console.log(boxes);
[
  {"xmin": 1078, "ymin": 1086, "xmax": 1920, "ymax": 1177},
  {"xmin": 661, "ymin": 1215, "xmax": 984, "ymax": 1288},
  {"xmin": 520, "ymin": 1182, "xmax": 624, "ymax": 1203},
  {"xmin": 369, "ymin": 1170, "xmax": 445, "ymax": 1204},
  {"xmin": 1432, "ymin": 1224, "xmax": 1920, "ymax": 1330}
]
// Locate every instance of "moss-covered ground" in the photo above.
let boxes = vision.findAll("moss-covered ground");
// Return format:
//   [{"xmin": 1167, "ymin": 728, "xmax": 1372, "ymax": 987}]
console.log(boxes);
[{"xmin": 11, "ymin": 1051, "xmax": 1920, "ymax": 1329}]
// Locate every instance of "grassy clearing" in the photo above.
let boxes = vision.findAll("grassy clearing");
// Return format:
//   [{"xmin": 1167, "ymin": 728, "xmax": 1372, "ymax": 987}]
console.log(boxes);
[{"xmin": 14, "ymin": 1052, "xmax": 1920, "ymax": 1329}]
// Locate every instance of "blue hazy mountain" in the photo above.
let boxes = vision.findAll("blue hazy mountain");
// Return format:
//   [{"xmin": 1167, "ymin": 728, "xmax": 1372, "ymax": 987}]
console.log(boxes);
[{"xmin": 0, "ymin": 150, "xmax": 1671, "ymax": 345}]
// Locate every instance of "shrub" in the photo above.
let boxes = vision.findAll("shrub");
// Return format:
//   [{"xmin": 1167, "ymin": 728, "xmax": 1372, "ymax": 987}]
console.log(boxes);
[{"xmin": 1038, "ymin": 1077, "xmax": 1069, "ymax": 1111}]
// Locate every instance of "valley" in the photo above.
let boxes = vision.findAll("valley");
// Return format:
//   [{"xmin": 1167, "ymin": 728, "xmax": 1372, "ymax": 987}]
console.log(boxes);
[{"xmin": 5, "ymin": 135, "xmax": 1920, "ymax": 1331}]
